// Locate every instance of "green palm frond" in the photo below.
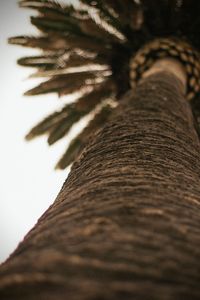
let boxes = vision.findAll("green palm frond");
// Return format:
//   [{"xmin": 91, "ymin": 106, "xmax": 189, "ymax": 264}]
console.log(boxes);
[{"xmin": 9, "ymin": 0, "xmax": 200, "ymax": 168}]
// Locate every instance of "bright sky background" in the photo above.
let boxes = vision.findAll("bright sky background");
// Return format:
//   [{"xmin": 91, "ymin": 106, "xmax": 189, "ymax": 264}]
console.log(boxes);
[{"xmin": 0, "ymin": 0, "xmax": 79, "ymax": 263}]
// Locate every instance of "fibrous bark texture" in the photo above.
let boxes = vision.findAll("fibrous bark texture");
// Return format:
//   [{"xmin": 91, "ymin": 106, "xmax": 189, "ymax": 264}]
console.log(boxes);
[{"xmin": 1, "ymin": 73, "xmax": 200, "ymax": 299}]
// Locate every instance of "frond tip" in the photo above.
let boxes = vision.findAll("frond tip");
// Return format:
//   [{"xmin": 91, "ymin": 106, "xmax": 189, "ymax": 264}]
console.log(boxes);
[{"xmin": 11, "ymin": 0, "xmax": 200, "ymax": 168}]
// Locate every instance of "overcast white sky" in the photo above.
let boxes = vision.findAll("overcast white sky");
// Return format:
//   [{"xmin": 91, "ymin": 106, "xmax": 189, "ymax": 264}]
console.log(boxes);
[{"xmin": 0, "ymin": 0, "xmax": 79, "ymax": 263}]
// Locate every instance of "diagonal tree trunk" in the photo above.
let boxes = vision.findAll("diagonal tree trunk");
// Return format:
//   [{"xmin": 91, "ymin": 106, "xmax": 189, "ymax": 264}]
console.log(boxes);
[{"xmin": 1, "ymin": 69, "xmax": 200, "ymax": 299}]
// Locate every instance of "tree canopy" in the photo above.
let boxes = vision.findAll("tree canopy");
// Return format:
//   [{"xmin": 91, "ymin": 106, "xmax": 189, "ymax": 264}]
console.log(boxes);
[{"xmin": 9, "ymin": 0, "xmax": 200, "ymax": 169}]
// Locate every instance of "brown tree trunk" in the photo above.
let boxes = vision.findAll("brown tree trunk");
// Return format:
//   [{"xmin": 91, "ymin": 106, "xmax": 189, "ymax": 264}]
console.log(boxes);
[{"xmin": 1, "ymin": 72, "xmax": 200, "ymax": 299}]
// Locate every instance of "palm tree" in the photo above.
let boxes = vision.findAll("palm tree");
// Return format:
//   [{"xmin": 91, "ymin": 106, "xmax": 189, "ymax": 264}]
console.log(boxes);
[{"xmin": 0, "ymin": 0, "xmax": 200, "ymax": 299}]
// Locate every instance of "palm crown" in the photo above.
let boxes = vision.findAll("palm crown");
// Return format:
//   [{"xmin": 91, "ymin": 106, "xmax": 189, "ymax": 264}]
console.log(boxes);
[{"xmin": 9, "ymin": 0, "xmax": 200, "ymax": 169}]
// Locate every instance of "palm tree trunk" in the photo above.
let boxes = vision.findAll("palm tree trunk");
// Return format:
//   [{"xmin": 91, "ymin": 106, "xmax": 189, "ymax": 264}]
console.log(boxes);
[{"xmin": 1, "ymin": 70, "xmax": 200, "ymax": 299}]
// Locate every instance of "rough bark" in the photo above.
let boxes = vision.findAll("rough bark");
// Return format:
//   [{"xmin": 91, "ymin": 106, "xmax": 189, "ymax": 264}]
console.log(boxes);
[{"xmin": 1, "ymin": 72, "xmax": 200, "ymax": 299}]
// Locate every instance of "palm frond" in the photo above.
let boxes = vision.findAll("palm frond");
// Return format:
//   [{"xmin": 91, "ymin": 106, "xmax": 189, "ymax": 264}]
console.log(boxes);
[
  {"xmin": 17, "ymin": 54, "xmax": 58, "ymax": 69},
  {"xmin": 26, "ymin": 103, "xmax": 71, "ymax": 140},
  {"xmin": 8, "ymin": 35, "xmax": 68, "ymax": 50},
  {"xmin": 26, "ymin": 78, "xmax": 115, "ymax": 145},
  {"xmin": 19, "ymin": 0, "xmax": 67, "ymax": 12},
  {"xmin": 18, "ymin": 53, "xmax": 107, "ymax": 74},
  {"xmin": 24, "ymin": 70, "xmax": 110, "ymax": 96},
  {"xmin": 10, "ymin": 0, "xmax": 200, "ymax": 168}
]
